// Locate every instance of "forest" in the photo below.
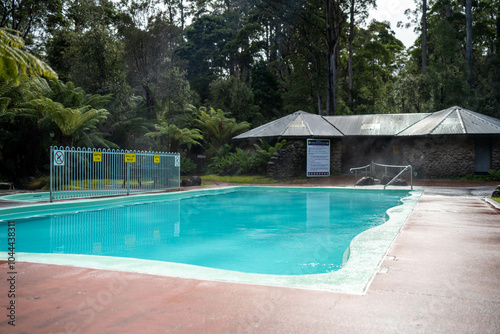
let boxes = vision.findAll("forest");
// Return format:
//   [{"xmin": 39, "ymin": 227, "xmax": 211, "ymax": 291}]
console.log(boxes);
[{"xmin": 0, "ymin": 0, "xmax": 499, "ymax": 182}]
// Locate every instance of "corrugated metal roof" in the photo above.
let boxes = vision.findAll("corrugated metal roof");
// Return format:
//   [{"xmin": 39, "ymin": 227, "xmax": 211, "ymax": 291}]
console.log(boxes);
[
  {"xmin": 461, "ymin": 107, "xmax": 500, "ymax": 134},
  {"xmin": 233, "ymin": 106, "xmax": 500, "ymax": 140},
  {"xmin": 398, "ymin": 106, "xmax": 500, "ymax": 136},
  {"xmin": 233, "ymin": 111, "xmax": 343, "ymax": 139},
  {"xmin": 325, "ymin": 113, "xmax": 429, "ymax": 136}
]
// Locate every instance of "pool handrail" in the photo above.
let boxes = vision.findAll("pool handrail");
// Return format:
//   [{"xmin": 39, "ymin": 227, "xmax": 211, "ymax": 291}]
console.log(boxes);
[{"xmin": 350, "ymin": 162, "xmax": 413, "ymax": 190}]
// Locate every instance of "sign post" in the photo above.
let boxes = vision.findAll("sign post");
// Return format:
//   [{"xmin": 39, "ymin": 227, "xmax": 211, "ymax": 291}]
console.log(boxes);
[{"xmin": 306, "ymin": 139, "xmax": 330, "ymax": 177}]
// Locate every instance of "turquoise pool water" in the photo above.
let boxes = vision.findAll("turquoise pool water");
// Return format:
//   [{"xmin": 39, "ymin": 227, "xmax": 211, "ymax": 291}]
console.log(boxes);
[{"xmin": 0, "ymin": 188, "xmax": 408, "ymax": 275}]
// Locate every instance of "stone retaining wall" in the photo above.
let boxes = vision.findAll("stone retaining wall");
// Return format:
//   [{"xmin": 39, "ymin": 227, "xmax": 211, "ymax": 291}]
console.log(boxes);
[
  {"xmin": 492, "ymin": 139, "xmax": 500, "ymax": 171},
  {"xmin": 401, "ymin": 136, "xmax": 475, "ymax": 178},
  {"xmin": 265, "ymin": 136, "xmax": 498, "ymax": 180},
  {"xmin": 266, "ymin": 139, "xmax": 341, "ymax": 179}
]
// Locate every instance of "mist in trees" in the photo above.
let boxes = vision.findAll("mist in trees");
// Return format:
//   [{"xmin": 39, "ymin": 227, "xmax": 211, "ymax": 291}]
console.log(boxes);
[{"xmin": 1, "ymin": 0, "xmax": 499, "ymax": 180}]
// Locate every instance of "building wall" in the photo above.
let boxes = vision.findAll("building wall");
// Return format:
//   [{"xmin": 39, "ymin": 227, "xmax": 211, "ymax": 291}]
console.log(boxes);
[
  {"xmin": 266, "ymin": 135, "xmax": 496, "ymax": 180},
  {"xmin": 340, "ymin": 137, "xmax": 403, "ymax": 174},
  {"xmin": 400, "ymin": 136, "xmax": 475, "ymax": 178},
  {"xmin": 267, "ymin": 140, "xmax": 306, "ymax": 179},
  {"xmin": 492, "ymin": 138, "xmax": 500, "ymax": 171},
  {"xmin": 266, "ymin": 139, "xmax": 341, "ymax": 179},
  {"xmin": 330, "ymin": 140, "xmax": 342, "ymax": 174}
]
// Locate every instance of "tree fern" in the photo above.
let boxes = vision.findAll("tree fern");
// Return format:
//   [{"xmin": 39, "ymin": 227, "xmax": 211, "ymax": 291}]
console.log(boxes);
[{"xmin": 0, "ymin": 28, "xmax": 57, "ymax": 83}]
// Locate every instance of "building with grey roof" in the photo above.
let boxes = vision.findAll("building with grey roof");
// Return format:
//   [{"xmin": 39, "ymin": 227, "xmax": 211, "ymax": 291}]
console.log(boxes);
[{"xmin": 234, "ymin": 106, "xmax": 500, "ymax": 178}]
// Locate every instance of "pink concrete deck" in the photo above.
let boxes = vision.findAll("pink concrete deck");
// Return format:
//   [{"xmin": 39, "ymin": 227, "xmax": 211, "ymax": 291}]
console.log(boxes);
[{"xmin": 1, "ymin": 194, "xmax": 500, "ymax": 333}]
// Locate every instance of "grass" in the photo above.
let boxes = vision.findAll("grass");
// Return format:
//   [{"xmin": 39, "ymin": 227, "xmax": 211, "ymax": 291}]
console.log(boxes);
[
  {"xmin": 201, "ymin": 174, "xmax": 279, "ymax": 184},
  {"xmin": 492, "ymin": 197, "xmax": 500, "ymax": 204}
]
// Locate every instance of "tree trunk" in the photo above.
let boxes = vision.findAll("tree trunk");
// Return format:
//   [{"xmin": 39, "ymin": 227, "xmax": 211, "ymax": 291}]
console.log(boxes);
[
  {"xmin": 466, "ymin": 0, "xmax": 473, "ymax": 88},
  {"xmin": 326, "ymin": 0, "xmax": 338, "ymax": 116},
  {"xmin": 422, "ymin": 0, "xmax": 427, "ymax": 75},
  {"xmin": 317, "ymin": 92, "xmax": 323, "ymax": 116},
  {"xmin": 180, "ymin": 0, "xmax": 185, "ymax": 41},
  {"xmin": 143, "ymin": 83, "xmax": 156, "ymax": 120},
  {"xmin": 496, "ymin": 7, "xmax": 500, "ymax": 54},
  {"xmin": 348, "ymin": 0, "xmax": 355, "ymax": 112}
]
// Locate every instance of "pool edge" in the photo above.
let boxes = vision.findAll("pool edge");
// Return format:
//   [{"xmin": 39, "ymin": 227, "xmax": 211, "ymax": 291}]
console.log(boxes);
[{"xmin": 0, "ymin": 186, "xmax": 422, "ymax": 295}]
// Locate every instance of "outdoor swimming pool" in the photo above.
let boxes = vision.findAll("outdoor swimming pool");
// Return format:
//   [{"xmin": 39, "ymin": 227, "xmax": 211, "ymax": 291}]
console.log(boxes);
[{"xmin": 0, "ymin": 187, "xmax": 421, "ymax": 293}]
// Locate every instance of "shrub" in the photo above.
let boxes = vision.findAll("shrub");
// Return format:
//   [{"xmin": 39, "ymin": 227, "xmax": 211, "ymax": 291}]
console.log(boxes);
[
  {"xmin": 180, "ymin": 153, "xmax": 197, "ymax": 175},
  {"xmin": 208, "ymin": 148, "xmax": 254, "ymax": 175},
  {"xmin": 488, "ymin": 169, "xmax": 500, "ymax": 181},
  {"xmin": 253, "ymin": 139, "xmax": 287, "ymax": 174}
]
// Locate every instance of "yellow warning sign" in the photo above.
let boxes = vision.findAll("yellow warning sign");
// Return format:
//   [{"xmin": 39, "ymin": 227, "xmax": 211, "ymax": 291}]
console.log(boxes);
[
  {"xmin": 93, "ymin": 152, "xmax": 102, "ymax": 162},
  {"xmin": 125, "ymin": 153, "xmax": 136, "ymax": 163},
  {"xmin": 154, "ymin": 155, "xmax": 160, "ymax": 163}
]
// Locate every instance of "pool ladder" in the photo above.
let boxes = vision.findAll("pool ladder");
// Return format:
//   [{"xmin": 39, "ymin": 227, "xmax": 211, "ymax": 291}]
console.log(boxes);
[{"xmin": 350, "ymin": 162, "xmax": 413, "ymax": 190}]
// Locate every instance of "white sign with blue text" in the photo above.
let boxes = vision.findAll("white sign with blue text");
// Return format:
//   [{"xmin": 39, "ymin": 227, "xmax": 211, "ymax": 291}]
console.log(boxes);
[{"xmin": 306, "ymin": 139, "xmax": 330, "ymax": 177}]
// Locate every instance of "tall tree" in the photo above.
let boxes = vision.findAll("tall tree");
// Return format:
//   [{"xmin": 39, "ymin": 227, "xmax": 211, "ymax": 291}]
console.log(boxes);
[
  {"xmin": 0, "ymin": 0, "xmax": 63, "ymax": 43},
  {"xmin": 175, "ymin": 14, "xmax": 232, "ymax": 102},
  {"xmin": 325, "ymin": 0, "xmax": 337, "ymax": 115},
  {"xmin": 465, "ymin": 0, "xmax": 473, "ymax": 87},
  {"xmin": 422, "ymin": 0, "xmax": 427, "ymax": 74},
  {"xmin": 347, "ymin": 0, "xmax": 375, "ymax": 111}
]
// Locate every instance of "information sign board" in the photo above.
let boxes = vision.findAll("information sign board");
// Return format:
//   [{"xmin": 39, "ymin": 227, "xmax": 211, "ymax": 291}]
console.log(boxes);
[
  {"xmin": 93, "ymin": 152, "xmax": 102, "ymax": 162},
  {"xmin": 306, "ymin": 139, "xmax": 330, "ymax": 177},
  {"xmin": 54, "ymin": 150, "xmax": 65, "ymax": 166},
  {"xmin": 125, "ymin": 153, "xmax": 136, "ymax": 163}
]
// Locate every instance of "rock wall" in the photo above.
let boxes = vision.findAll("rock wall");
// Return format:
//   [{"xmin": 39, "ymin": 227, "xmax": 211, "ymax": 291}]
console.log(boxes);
[
  {"xmin": 330, "ymin": 140, "xmax": 342, "ymax": 175},
  {"xmin": 266, "ymin": 139, "xmax": 341, "ymax": 179},
  {"xmin": 401, "ymin": 136, "xmax": 475, "ymax": 178},
  {"xmin": 266, "ymin": 141, "xmax": 306, "ymax": 179},
  {"xmin": 492, "ymin": 138, "xmax": 500, "ymax": 171},
  {"xmin": 266, "ymin": 135, "xmax": 496, "ymax": 179}
]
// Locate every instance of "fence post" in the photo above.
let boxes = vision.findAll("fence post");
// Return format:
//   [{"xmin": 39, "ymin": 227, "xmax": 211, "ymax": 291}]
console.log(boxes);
[
  {"xmin": 50, "ymin": 146, "xmax": 53, "ymax": 202},
  {"xmin": 410, "ymin": 165, "xmax": 413, "ymax": 190},
  {"xmin": 127, "ymin": 160, "xmax": 130, "ymax": 195}
]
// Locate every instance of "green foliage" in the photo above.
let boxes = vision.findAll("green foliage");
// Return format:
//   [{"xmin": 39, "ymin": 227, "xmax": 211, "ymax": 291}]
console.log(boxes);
[
  {"xmin": 253, "ymin": 139, "xmax": 287, "ymax": 174},
  {"xmin": 195, "ymin": 107, "xmax": 250, "ymax": 157},
  {"xmin": 202, "ymin": 174, "xmax": 278, "ymax": 184},
  {"xmin": 209, "ymin": 76, "xmax": 258, "ymax": 124},
  {"xmin": 0, "ymin": 73, "xmax": 114, "ymax": 179},
  {"xmin": 488, "ymin": 169, "xmax": 500, "ymax": 181},
  {"xmin": 175, "ymin": 14, "xmax": 233, "ymax": 102},
  {"xmin": 146, "ymin": 120, "xmax": 203, "ymax": 152},
  {"xmin": 208, "ymin": 148, "xmax": 254, "ymax": 176},
  {"xmin": 180, "ymin": 152, "xmax": 197, "ymax": 175},
  {"xmin": 250, "ymin": 61, "xmax": 284, "ymax": 122},
  {"xmin": 30, "ymin": 96, "xmax": 110, "ymax": 147},
  {"xmin": 0, "ymin": 28, "xmax": 57, "ymax": 83},
  {"xmin": 458, "ymin": 170, "xmax": 500, "ymax": 182},
  {"xmin": 208, "ymin": 138, "xmax": 287, "ymax": 176}
]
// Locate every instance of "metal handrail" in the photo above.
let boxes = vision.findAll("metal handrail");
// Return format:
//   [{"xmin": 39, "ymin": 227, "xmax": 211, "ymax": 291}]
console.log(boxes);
[
  {"xmin": 349, "ymin": 163, "xmax": 372, "ymax": 183},
  {"xmin": 350, "ymin": 161, "xmax": 413, "ymax": 190},
  {"xmin": 384, "ymin": 165, "xmax": 413, "ymax": 190}
]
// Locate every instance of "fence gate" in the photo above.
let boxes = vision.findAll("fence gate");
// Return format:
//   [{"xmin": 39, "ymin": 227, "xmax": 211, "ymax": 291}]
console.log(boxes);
[{"xmin": 50, "ymin": 146, "xmax": 181, "ymax": 202}]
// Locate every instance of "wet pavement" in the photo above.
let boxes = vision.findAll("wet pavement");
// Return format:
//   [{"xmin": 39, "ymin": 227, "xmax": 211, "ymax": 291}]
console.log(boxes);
[{"xmin": 0, "ymin": 181, "xmax": 499, "ymax": 333}]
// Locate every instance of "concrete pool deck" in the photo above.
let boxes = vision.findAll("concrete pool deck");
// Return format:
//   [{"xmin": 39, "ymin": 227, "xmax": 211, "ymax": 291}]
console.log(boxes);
[{"xmin": 1, "ymin": 186, "xmax": 500, "ymax": 332}]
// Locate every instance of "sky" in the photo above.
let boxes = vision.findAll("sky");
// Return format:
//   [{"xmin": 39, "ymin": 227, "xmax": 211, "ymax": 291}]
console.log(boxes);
[{"xmin": 367, "ymin": 0, "xmax": 419, "ymax": 48}]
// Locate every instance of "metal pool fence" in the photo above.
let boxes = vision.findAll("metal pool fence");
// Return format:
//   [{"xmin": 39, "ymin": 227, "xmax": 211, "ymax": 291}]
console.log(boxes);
[{"xmin": 50, "ymin": 146, "xmax": 180, "ymax": 202}]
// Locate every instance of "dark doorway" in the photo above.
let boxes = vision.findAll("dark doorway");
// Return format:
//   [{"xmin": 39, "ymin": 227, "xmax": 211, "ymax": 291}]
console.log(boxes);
[{"xmin": 475, "ymin": 137, "xmax": 491, "ymax": 173}]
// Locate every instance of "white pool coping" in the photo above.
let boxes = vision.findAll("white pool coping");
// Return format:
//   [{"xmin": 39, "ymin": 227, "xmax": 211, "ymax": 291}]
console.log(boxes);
[{"xmin": 0, "ymin": 186, "xmax": 422, "ymax": 294}]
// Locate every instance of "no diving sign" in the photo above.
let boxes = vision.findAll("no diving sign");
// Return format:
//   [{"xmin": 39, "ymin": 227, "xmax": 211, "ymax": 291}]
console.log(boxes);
[{"xmin": 54, "ymin": 150, "xmax": 65, "ymax": 166}]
